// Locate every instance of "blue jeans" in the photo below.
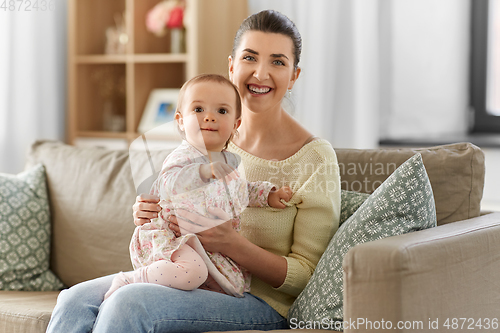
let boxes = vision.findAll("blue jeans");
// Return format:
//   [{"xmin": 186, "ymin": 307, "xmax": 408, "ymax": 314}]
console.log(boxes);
[{"xmin": 46, "ymin": 274, "xmax": 288, "ymax": 332}]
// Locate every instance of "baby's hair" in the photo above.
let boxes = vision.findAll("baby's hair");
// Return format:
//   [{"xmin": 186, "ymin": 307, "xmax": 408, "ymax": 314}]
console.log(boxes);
[
  {"xmin": 175, "ymin": 74, "xmax": 242, "ymax": 149},
  {"xmin": 176, "ymin": 74, "xmax": 242, "ymax": 119}
]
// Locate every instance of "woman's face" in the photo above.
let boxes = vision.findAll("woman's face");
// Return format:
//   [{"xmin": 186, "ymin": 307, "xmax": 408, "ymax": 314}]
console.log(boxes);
[{"xmin": 229, "ymin": 31, "xmax": 300, "ymax": 114}]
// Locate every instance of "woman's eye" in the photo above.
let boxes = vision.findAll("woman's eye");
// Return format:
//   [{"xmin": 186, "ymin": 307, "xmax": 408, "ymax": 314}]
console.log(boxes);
[
  {"xmin": 243, "ymin": 55, "xmax": 256, "ymax": 61},
  {"xmin": 218, "ymin": 108, "xmax": 228, "ymax": 115},
  {"xmin": 273, "ymin": 60, "xmax": 285, "ymax": 66},
  {"xmin": 194, "ymin": 107, "xmax": 203, "ymax": 113}
]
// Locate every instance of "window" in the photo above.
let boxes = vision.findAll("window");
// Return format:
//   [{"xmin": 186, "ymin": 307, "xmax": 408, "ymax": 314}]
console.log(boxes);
[{"xmin": 470, "ymin": 0, "xmax": 500, "ymax": 132}]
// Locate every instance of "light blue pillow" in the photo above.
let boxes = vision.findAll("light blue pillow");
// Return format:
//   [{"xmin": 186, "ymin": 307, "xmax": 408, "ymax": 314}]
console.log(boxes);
[
  {"xmin": 0, "ymin": 164, "xmax": 64, "ymax": 291},
  {"xmin": 288, "ymin": 154, "xmax": 437, "ymax": 328}
]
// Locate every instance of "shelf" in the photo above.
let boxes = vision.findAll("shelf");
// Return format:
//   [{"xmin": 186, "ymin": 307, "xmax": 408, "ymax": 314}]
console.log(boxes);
[
  {"xmin": 75, "ymin": 63, "xmax": 126, "ymax": 133},
  {"xmin": 133, "ymin": 63, "xmax": 186, "ymax": 131},
  {"xmin": 76, "ymin": 131, "xmax": 129, "ymax": 139},
  {"xmin": 134, "ymin": 0, "xmax": 174, "ymax": 54},
  {"xmin": 67, "ymin": 0, "xmax": 249, "ymax": 147},
  {"xmin": 74, "ymin": 0, "xmax": 126, "ymax": 55},
  {"xmin": 135, "ymin": 132, "xmax": 183, "ymax": 142},
  {"xmin": 76, "ymin": 55, "xmax": 128, "ymax": 64},
  {"xmin": 133, "ymin": 53, "xmax": 188, "ymax": 63},
  {"xmin": 75, "ymin": 54, "xmax": 188, "ymax": 64}
]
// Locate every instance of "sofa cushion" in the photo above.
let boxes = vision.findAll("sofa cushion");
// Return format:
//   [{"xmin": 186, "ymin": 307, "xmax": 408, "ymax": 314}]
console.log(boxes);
[
  {"xmin": 335, "ymin": 142, "xmax": 485, "ymax": 225},
  {"xmin": 0, "ymin": 290, "xmax": 58, "ymax": 333},
  {"xmin": 288, "ymin": 154, "xmax": 437, "ymax": 328},
  {"xmin": 26, "ymin": 141, "xmax": 171, "ymax": 287},
  {"xmin": 0, "ymin": 165, "xmax": 64, "ymax": 291}
]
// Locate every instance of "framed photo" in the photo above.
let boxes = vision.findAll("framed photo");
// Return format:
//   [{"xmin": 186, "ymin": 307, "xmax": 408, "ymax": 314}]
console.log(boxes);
[{"xmin": 138, "ymin": 88, "xmax": 180, "ymax": 136}]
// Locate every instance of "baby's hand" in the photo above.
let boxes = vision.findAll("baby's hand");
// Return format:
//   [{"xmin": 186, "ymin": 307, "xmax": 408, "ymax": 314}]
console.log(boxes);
[
  {"xmin": 200, "ymin": 162, "xmax": 239, "ymax": 183},
  {"xmin": 268, "ymin": 186, "xmax": 293, "ymax": 209}
]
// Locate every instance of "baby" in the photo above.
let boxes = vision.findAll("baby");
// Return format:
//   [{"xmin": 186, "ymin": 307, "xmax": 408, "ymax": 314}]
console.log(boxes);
[{"xmin": 105, "ymin": 74, "xmax": 291, "ymax": 299}]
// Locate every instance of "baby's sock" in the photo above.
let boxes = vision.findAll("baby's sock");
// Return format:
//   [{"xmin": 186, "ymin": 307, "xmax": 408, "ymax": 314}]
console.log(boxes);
[{"xmin": 103, "ymin": 267, "xmax": 148, "ymax": 300}]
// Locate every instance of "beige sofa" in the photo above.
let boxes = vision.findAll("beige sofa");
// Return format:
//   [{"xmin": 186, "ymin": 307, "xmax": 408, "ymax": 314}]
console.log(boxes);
[{"xmin": 1, "ymin": 140, "xmax": 498, "ymax": 333}]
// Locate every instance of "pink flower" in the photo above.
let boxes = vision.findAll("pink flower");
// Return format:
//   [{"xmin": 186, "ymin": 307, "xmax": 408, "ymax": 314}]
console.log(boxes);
[
  {"xmin": 167, "ymin": 6, "xmax": 184, "ymax": 29},
  {"xmin": 146, "ymin": 0, "xmax": 184, "ymax": 37}
]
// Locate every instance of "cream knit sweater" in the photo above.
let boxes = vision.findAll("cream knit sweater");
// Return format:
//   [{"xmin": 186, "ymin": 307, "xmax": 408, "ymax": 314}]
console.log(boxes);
[{"xmin": 227, "ymin": 139, "xmax": 341, "ymax": 317}]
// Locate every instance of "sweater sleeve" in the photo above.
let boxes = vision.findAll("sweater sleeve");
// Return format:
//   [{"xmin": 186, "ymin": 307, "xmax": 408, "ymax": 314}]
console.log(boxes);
[{"xmin": 275, "ymin": 147, "xmax": 341, "ymax": 297}]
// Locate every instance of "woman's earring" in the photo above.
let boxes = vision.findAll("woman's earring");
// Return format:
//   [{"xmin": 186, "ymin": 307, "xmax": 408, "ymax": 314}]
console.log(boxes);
[{"xmin": 287, "ymin": 89, "xmax": 292, "ymax": 98}]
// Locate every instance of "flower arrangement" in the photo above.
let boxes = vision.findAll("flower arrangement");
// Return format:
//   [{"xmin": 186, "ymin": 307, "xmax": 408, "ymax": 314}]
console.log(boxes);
[{"xmin": 146, "ymin": 0, "xmax": 185, "ymax": 37}]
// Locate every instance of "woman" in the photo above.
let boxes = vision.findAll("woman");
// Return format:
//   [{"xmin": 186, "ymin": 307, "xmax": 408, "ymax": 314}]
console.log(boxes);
[{"xmin": 47, "ymin": 10, "xmax": 340, "ymax": 332}]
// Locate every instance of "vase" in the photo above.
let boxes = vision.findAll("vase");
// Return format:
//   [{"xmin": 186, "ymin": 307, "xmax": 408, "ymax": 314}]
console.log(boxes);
[{"xmin": 170, "ymin": 28, "xmax": 185, "ymax": 53}]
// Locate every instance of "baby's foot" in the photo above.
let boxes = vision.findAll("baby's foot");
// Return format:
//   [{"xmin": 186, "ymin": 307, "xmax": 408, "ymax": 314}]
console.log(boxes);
[
  {"xmin": 104, "ymin": 272, "xmax": 132, "ymax": 300},
  {"xmin": 199, "ymin": 274, "xmax": 226, "ymax": 295}
]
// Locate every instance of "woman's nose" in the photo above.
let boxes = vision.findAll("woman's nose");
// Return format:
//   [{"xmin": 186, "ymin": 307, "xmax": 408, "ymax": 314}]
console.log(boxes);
[{"xmin": 254, "ymin": 63, "xmax": 270, "ymax": 81}]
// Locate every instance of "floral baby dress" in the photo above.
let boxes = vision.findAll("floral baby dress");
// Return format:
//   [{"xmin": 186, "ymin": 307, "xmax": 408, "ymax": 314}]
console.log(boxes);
[{"xmin": 129, "ymin": 141, "xmax": 275, "ymax": 297}]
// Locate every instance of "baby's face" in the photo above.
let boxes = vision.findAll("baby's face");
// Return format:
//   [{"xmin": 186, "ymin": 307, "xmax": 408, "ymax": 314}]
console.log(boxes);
[{"xmin": 176, "ymin": 81, "xmax": 240, "ymax": 152}]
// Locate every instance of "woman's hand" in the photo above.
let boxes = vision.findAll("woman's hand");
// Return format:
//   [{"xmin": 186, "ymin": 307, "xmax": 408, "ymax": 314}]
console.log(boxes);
[
  {"xmin": 176, "ymin": 207, "xmax": 287, "ymax": 288},
  {"xmin": 175, "ymin": 207, "xmax": 238, "ymax": 253},
  {"xmin": 167, "ymin": 215, "xmax": 182, "ymax": 237},
  {"xmin": 158, "ymin": 207, "xmax": 231, "ymax": 239},
  {"xmin": 133, "ymin": 194, "xmax": 161, "ymax": 226}
]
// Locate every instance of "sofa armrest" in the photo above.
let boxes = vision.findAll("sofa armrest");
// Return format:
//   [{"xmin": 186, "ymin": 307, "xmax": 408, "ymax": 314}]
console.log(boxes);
[{"xmin": 343, "ymin": 212, "xmax": 500, "ymax": 332}]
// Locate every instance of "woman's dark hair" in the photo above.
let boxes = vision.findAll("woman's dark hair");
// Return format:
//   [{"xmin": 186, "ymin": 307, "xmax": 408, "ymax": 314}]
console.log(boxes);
[{"xmin": 232, "ymin": 10, "xmax": 302, "ymax": 70}]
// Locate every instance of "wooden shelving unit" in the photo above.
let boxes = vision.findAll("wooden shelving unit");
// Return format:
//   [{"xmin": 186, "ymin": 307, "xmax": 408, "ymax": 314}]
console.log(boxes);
[{"xmin": 67, "ymin": 0, "xmax": 248, "ymax": 148}]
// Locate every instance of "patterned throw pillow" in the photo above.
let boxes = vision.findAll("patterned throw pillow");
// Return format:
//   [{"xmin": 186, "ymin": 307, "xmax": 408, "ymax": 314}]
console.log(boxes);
[
  {"xmin": 0, "ymin": 164, "xmax": 64, "ymax": 291},
  {"xmin": 288, "ymin": 154, "xmax": 437, "ymax": 328},
  {"xmin": 339, "ymin": 190, "xmax": 370, "ymax": 226}
]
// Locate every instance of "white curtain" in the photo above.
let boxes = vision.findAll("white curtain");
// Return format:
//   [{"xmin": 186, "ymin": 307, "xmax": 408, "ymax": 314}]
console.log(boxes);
[
  {"xmin": 379, "ymin": 0, "xmax": 470, "ymax": 139},
  {"xmin": 248, "ymin": 0, "xmax": 470, "ymax": 149},
  {"xmin": 0, "ymin": 4, "xmax": 67, "ymax": 174},
  {"xmin": 248, "ymin": 0, "xmax": 381, "ymax": 149}
]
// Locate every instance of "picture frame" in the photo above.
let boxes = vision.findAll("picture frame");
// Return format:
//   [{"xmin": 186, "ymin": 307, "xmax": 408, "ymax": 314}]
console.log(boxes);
[{"xmin": 138, "ymin": 88, "xmax": 180, "ymax": 136}]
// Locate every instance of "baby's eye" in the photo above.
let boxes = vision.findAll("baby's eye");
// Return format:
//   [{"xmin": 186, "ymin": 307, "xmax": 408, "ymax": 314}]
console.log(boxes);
[
  {"xmin": 218, "ymin": 108, "xmax": 228, "ymax": 115},
  {"xmin": 194, "ymin": 107, "xmax": 203, "ymax": 113}
]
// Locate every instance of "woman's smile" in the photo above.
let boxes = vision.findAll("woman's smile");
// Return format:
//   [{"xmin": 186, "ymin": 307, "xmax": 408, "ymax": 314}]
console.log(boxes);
[{"xmin": 247, "ymin": 84, "xmax": 272, "ymax": 95}]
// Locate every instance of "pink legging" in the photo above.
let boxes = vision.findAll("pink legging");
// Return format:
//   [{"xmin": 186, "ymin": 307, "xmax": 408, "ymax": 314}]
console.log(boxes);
[{"xmin": 146, "ymin": 244, "xmax": 208, "ymax": 290}]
